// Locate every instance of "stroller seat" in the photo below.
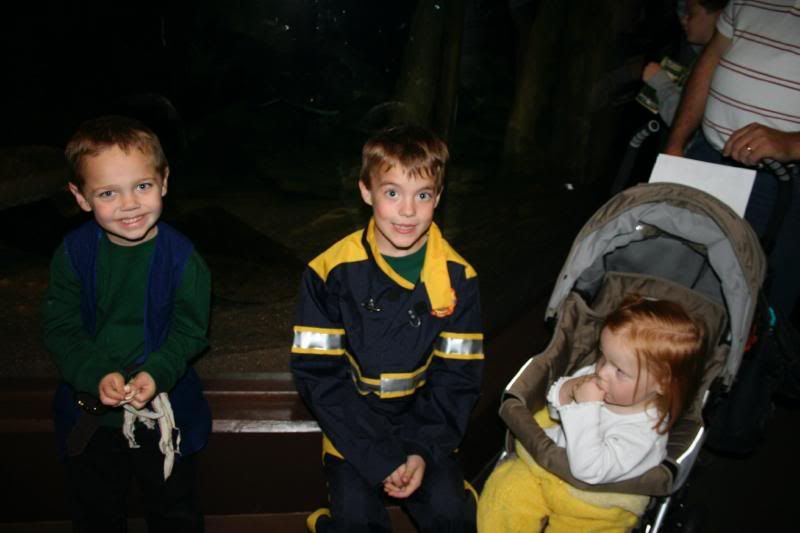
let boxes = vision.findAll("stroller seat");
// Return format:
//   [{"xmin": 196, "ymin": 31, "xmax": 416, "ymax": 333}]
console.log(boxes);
[
  {"xmin": 489, "ymin": 182, "xmax": 767, "ymax": 531},
  {"xmin": 500, "ymin": 271, "xmax": 727, "ymax": 497}
]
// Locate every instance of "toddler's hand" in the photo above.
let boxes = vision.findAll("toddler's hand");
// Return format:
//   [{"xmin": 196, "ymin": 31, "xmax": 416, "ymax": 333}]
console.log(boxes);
[
  {"xmin": 98, "ymin": 372, "xmax": 127, "ymax": 406},
  {"xmin": 559, "ymin": 375, "xmax": 594, "ymax": 405},
  {"xmin": 127, "ymin": 371, "xmax": 156, "ymax": 409},
  {"xmin": 573, "ymin": 376, "xmax": 605, "ymax": 403}
]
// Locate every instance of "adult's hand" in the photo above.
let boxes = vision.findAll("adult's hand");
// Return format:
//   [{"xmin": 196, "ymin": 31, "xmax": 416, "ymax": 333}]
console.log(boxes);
[
  {"xmin": 723, "ymin": 123, "xmax": 800, "ymax": 166},
  {"xmin": 642, "ymin": 62, "xmax": 662, "ymax": 82}
]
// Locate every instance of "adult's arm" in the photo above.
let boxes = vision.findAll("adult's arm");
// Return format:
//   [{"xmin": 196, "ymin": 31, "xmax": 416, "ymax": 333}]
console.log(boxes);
[{"xmin": 664, "ymin": 30, "xmax": 731, "ymax": 156}]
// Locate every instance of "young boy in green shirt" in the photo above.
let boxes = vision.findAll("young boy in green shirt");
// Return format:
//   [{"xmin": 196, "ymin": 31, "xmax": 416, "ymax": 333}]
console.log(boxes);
[
  {"xmin": 292, "ymin": 124, "xmax": 484, "ymax": 532},
  {"xmin": 43, "ymin": 115, "xmax": 211, "ymax": 532}
]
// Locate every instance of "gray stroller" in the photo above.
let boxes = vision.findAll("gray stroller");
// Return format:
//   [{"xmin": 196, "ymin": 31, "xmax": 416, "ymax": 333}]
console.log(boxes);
[{"xmin": 497, "ymin": 182, "xmax": 766, "ymax": 531}]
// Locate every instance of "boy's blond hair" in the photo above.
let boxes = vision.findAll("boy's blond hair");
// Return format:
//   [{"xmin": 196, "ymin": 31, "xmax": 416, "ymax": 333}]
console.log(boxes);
[
  {"xmin": 65, "ymin": 115, "xmax": 168, "ymax": 188},
  {"xmin": 604, "ymin": 294, "xmax": 706, "ymax": 433},
  {"xmin": 359, "ymin": 124, "xmax": 449, "ymax": 192}
]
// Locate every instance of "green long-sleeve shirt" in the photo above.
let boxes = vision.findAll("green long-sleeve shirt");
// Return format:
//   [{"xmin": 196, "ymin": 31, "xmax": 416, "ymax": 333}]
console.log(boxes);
[{"xmin": 42, "ymin": 234, "xmax": 211, "ymax": 426}]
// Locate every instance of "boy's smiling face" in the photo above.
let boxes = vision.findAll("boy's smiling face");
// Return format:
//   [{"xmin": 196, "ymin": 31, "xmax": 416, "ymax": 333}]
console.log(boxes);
[
  {"xmin": 359, "ymin": 164, "xmax": 441, "ymax": 257},
  {"xmin": 69, "ymin": 145, "xmax": 168, "ymax": 246}
]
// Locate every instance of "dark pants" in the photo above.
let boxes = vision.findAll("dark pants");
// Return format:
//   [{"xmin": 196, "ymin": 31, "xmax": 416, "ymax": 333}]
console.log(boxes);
[
  {"xmin": 686, "ymin": 133, "xmax": 800, "ymax": 319},
  {"xmin": 65, "ymin": 426, "xmax": 203, "ymax": 533},
  {"xmin": 319, "ymin": 454, "xmax": 476, "ymax": 533}
]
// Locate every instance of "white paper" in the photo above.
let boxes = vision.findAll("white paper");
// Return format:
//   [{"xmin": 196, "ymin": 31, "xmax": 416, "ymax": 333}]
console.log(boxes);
[{"xmin": 648, "ymin": 154, "xmax": 756, "ymax": 217}]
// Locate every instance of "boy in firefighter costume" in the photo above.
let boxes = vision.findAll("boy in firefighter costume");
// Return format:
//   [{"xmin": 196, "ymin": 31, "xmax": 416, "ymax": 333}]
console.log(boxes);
[{"xmin": 292, "ymin": 125, "xmax": 484, "ymax": 532}]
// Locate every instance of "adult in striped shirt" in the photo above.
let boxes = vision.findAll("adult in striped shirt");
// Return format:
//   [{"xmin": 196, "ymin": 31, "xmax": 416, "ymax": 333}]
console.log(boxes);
[{"xmin": 665, "ymin": 0, "xmax": 800, "ymax": 320}]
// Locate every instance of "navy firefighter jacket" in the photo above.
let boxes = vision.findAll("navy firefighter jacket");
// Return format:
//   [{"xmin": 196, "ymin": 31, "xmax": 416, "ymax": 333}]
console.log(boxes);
[{"xmin": 290, "ymin": 219, "xmax": 484, "ymax": 487}]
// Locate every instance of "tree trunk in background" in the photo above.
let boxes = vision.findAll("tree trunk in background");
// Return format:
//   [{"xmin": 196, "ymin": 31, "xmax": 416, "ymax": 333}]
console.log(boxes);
[
  {"xmin": 585, "ymin": 2, "xmax": 644, "ymax": 186},
  {"xmin": 548, "ymin": 0, "xmax": 613, "ymax": 185},
  {"xmin": 501, "ymin": 0, "xmax": 642, "ymax": 184},
  {"xmin": 391, "ymin": 0, "xmax": 446, "ymax": 127},
  {"xmin": 434, "ymin": 0, "xmax": 465, "ymax": 141},
  {"xmin": 549, "ymin": 0, "xmax": 640, "ymax": 185},
  {"xmin": 500, "ymin": 0, "xmax": 567, "ymax": 180}
]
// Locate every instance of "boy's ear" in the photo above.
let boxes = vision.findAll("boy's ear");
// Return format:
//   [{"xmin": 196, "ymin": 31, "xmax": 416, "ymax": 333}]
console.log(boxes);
[
  {"xmin": 358, "ymin": 180, "xmax": 374, "ymax": 206},
  {"xmin": 161, "ymin": 167, "xmax": 170, "ymax": 197},
  {"xmin": 68, "ymin": 183, "xmax": 93, "ymax": 213},
  {"xmin": 434, "ymin": 190, "xmax": 442, "ymax": 208}
]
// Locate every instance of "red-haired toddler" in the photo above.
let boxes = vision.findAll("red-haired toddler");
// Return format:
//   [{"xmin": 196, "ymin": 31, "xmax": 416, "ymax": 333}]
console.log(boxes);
[{"xmin": 478, "ymin": 295, "xmax": 705, "ymax": 532}]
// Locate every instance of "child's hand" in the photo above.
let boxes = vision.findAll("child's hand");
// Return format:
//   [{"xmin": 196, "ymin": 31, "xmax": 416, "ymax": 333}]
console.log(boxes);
[
  {"xmin": 642, "ymin": 61, "xmax": 662, "ymax": 82},
  {"xmin": 559, "ymin": 375, "xmax": 594, "ymax": 405},
  {"xmin": 573, "ymin": 376, "xmax": 605, "ymax": 403},
  {"xmin": 383, "ymin": 455, "xmax": 426, "ymax": 499},
  {"xmin": 97, "ymin": 372, "xmax": 126, "ymax": 407},
  {"xmin": 383, "ymin": 463, "xmax": 407, "ymax": 494},
  {"xmin": 98, "ymin": 372, "xmax": 128, "ymax": 406},
  {"xmin": 127, "ymin": 371, "xmax": 156, "ymax": 409}
]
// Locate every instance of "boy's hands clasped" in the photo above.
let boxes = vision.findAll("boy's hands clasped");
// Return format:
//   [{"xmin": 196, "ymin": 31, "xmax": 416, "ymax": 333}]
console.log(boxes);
[
  {"xmin": 383, "ymin": 454, "xmax": 426, "ymax": 499},
  {"xmin": 98, "ymin": 371, "xmax": 156, "ymax": 409},
  {"xmin": 98, "ymin": 372, "xmax": 127, "ymax": 406}
]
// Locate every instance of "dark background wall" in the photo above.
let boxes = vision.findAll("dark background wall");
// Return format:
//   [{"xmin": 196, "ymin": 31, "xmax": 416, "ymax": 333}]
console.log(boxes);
[{"xmin": 2, "ymin": 0, "xmax": 682, "ymax": 191}]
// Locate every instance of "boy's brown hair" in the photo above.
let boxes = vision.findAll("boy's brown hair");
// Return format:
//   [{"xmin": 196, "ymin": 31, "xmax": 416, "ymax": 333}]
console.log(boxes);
[
  {"xmin": 359, "ymin": 124, "xmax": 449, "ymax": 192},
  {"xmin": 604, "ymin": 294, "xmax": 706, "ymax": 433},
  {"xmin": 65, "ymin": 115, "xmax": 168, "ymax": 188}
]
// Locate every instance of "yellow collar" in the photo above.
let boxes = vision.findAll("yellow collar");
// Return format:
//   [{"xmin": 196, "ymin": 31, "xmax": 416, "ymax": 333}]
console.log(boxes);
[{"xmin": 366, "ymin": 219, "xmax": 456, "ymax": 317}]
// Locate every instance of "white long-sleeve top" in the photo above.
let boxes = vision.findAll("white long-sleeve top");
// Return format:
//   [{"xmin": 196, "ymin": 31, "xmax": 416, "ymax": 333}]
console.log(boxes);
[{"xmin": 544, "ymin": 364, "xmax": 668, "ymax": 484}]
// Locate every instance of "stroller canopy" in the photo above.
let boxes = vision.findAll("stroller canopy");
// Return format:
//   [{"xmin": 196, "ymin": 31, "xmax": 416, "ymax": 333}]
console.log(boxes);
[{"xmin": 546, "ymin": 182, "xmax": 766, "ymax": 386}]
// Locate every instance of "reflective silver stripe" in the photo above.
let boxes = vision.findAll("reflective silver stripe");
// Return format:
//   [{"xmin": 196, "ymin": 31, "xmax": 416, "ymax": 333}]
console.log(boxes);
[
  {"xmin": 293, "ymin": 330, "xmax": 343, "ymax": 351},
  {"xmin": 351, "ymin": 371, "xmax": 427, "ymax": 396},
  {"xmin": 381, "ymin": 373, "xmax": 426, "ymax": 393},
  {"xmin": 434, "ymin": 336, "xmax": 483, "ymax": 356}
]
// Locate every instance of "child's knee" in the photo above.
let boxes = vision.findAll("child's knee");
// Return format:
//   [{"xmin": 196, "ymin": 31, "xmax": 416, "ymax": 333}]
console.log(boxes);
[
  {"xmin": 327, "ymin": 495, "xmax": 390, "ymax": 533},
  {"xmin": 408, "ymin": 471, "xmax": 476, "ymax": 531},
  {"xmin": 479, "ymin": 456, "xmax": 528, "ymax": 501},
  {"xmin": 478, "ymin": 497, "xmax": 545, "ymax": 533},
  {"xmin": 477, "ymin": 457, "xmax": 546, "ymax": 532}
]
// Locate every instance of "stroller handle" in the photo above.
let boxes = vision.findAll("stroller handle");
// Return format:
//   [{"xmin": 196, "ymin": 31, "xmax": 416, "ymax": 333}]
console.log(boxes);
[{"xmin": 609, "ymin": 120, "xmax": 662, "ymax": 196}]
